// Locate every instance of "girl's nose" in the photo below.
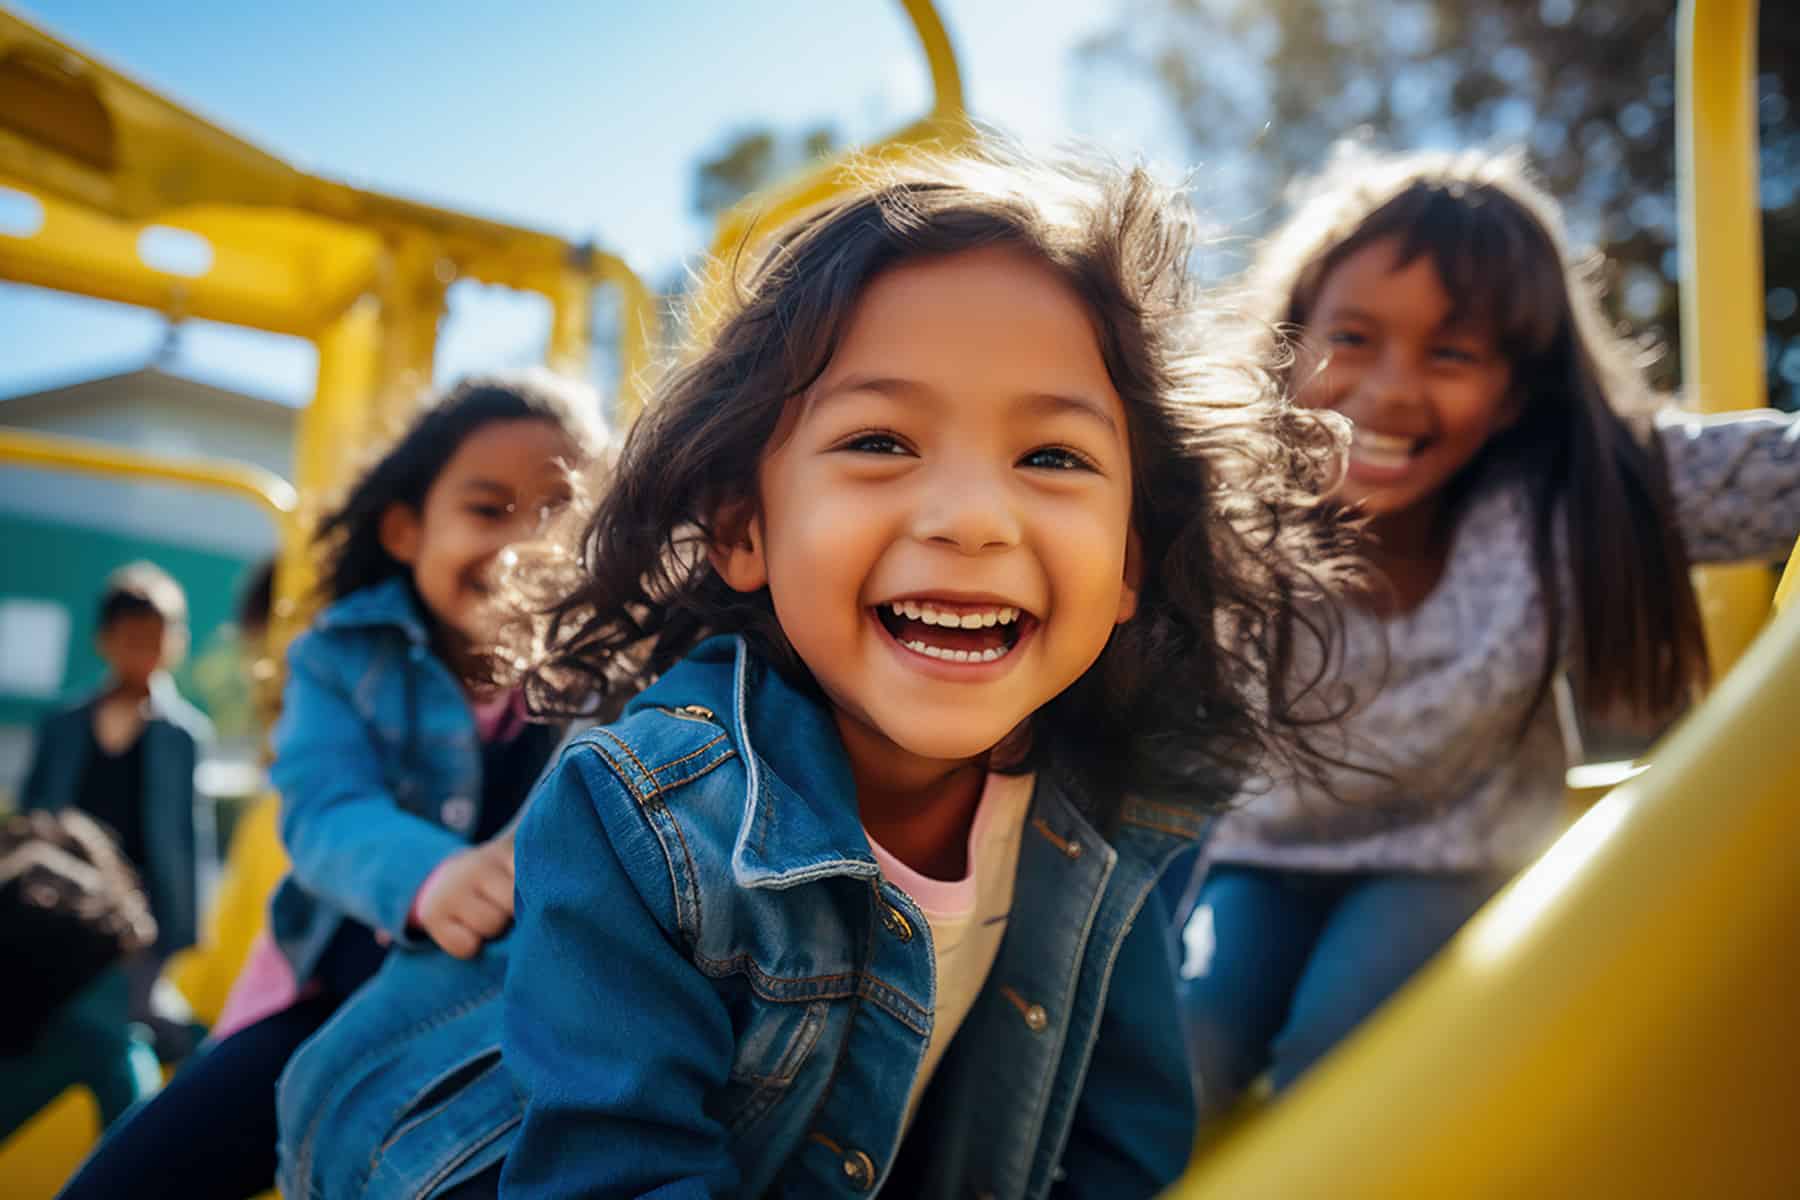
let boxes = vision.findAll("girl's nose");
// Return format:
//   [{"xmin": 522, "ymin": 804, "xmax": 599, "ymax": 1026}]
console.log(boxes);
[
  {"xmin": 1365, "ymin": 348, "xmax": 1427, "ymax": 412},
  {"xmin": 910, "ymin": 465, "xmax": 1022, "ymax": 553}
]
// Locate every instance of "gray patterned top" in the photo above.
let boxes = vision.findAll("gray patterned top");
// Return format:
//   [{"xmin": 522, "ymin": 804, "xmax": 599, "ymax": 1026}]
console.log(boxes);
[{"xmin": 1209, "ymin": 408, "xmax": 1800, "ymax": 873}]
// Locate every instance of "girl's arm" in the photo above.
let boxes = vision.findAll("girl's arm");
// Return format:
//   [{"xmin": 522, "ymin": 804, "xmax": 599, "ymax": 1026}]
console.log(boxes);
[
  {"xmin": 1052, "ymin": 889, "xmax": 1197, "ymax": 1199},
  {"xmin": 270, "ymin": 633, "xmax": 469, "ymax": 943},
  {"xmin": 500, "ymin": 743, "xmax": 739, "ymax": 1200},
  {"xmin": 1657, "ymin": 408, "xmax": 1800, "ymax": 564}
]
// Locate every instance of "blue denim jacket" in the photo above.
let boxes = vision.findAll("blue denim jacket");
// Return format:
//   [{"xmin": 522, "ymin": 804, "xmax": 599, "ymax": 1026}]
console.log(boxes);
[
  {"xmin": 278, "ymin": 635, "xmax": 1202, "ymax": 1199},
  {"xmin": 268, "ymin": 578, "xmax": 490, "ymax": 983},
  {"xmin": 21, "ymin": 673, "xmax": 211, "ymax": 954}
]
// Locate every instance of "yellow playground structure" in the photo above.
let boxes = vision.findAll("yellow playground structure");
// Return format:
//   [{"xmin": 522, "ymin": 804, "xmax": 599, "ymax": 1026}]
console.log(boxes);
[{"xmin": 2, "ymin": 0, "xmax": 1796, "ymax": 1195}]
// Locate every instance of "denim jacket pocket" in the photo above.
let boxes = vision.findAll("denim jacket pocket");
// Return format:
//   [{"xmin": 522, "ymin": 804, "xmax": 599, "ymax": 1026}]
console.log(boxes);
[
  {"xmin": 709, "ymin": 999, "xmax": 830, "ymax": 1135},
  {"xmin": 368, "ymin": 1041, "xmax": 521, "ymax": 1200}
]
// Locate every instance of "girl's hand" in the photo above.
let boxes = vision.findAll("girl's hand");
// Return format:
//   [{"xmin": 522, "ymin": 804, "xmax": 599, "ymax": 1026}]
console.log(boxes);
[{"xmin": 415, "ymin": 836, "xmax": 515, "ymax": 959}]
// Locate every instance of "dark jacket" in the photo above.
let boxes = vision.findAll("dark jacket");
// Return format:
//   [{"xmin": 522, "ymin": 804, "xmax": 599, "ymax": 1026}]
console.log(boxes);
[{"xmin": 22, "ymin": 672, "xmax": 210, "ymax": 954}]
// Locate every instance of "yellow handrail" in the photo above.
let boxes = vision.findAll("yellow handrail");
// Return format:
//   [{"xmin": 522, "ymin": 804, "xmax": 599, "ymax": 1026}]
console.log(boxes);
[
  {"xmin": 704, "ymin": 0, "xmax": 971, "ymax": 281},
  {"xmin": 0, "ymin": 426, "xmax": 296, "ymax": 517}
]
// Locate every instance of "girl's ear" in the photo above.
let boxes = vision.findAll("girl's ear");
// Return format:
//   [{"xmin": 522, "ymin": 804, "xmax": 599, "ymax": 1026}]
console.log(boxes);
[
  {"xmin": 1115, "ymin": 529, "xmax": 1144, "ymax": 624},
  {"xmin": 379, "ymin": 503, "xmax": 423, "ymax": 566},
  {"xmin": 707, "ymin": 501, "xmax": 768, "ymax": 594}
]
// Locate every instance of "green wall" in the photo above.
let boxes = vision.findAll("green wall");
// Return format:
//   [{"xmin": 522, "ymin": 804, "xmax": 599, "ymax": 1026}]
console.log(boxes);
[{"xmin": 0, "ymin": 512, "xmax": 257, "ymax": 726}]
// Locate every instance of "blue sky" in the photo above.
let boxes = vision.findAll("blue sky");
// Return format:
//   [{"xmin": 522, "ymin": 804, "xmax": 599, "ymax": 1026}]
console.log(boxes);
[{"xmin": 0, "ymin": 0, "xmax": 1149, "ymax": 406}]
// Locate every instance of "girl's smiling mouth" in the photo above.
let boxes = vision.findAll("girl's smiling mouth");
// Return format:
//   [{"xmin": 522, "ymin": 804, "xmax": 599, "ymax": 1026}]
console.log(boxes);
[{"xmin": 872, "ymin": 596, "xmax": 1038, "ymax": 665}]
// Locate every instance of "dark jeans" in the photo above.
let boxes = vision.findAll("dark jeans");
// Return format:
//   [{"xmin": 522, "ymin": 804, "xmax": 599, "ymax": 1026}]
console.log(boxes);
[
  {"xmin": 57, "ymin": 991, "xmax": 340, "ymax": 1200},
  {"xmin": 1177, "ymin": 863, "xmax": 1507, "ymax": 1121}
]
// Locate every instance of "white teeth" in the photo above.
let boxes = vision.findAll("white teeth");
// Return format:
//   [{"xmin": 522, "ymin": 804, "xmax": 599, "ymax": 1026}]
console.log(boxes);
[
  {"xmin": 887, "ymin": 602, "xmax": 1025, "ymax": 626},
  {"xmin": 1351, "ymin": 429, "xmax": 1420, "ymax": 470},
  {"xmin": 1354, "ymin": 429, "xmax": 1418, "ymax": 453},
  {"xmin": 901, "ymin": 639, "xmax": 1013, "ymax": 664}
]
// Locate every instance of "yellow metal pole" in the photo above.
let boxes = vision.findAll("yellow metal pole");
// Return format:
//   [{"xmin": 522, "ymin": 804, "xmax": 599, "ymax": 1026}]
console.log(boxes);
[
  {"xmin": 371, "ymin": 235, "xmax": 448, "ymax": 436},
  {"xmin": 547, "ymin": 267, "xmax": 592, "ymax": 380},
  {"xmin": 602, "ymin": 256, "xmax": 658, "ymax": 423},
  {"xmin": 1678, "ymin": 0, "xmax": 1772, "ymax": 675},
  {"xmin": 0, "ymin": 427, "xmax": 296, "ymax": 516},
  {"xmin": 276, "ymin": 294, "xmax": 380, "ymax": 636},
  {"xmin": 899, "ymin": 0, "xmax": 965, "ymax": 120}
]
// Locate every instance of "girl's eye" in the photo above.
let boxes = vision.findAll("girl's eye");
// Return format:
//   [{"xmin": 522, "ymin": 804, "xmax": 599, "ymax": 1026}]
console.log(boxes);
[
  {"xmin": 1019, "ymin": 446, "xmax": 1097, "ymax": 472},
  {"xmin": 838, "ymin": 432, "xmax": 912, "ymax": 456},
  {"xmin": 1432, "ymin": 345, "xmax": 1481, "ymax": 365},
  {"xmin": 468, "ymin": 503, "xmax": 512, "ymax": 520},
  {"xmin": 1326, "ymin": 329, "xmax": 1369, "ymax": 348}
]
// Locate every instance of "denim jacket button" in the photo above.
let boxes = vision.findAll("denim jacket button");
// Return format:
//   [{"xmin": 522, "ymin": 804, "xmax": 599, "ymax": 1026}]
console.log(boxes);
[
  {"xmin": 840, "ymin": 1148, "xmax": 876, "ymax": 1191},
  {"xmin": 1023, "ymin": 1003, "xmax": 1049, "ymax": 1033},
  {"xmin": 879, "ymin": 904, "xmax": 913, "ymax": 942},
  {"xmin": 440, "ymin": 796, "xmax": 476, "ymax": 832}
]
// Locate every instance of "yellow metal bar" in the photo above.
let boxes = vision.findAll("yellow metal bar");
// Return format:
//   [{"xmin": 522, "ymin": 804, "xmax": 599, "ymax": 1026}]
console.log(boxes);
[
  {"xmin": 707, "ymin": 0, "xmax": 970, "ymax": 272},
  {"xmin": 1678, "ymin": 0, "xmax": 1771, "ymax": 674},
  {"xmin": 598, "ymin": 250, "xmax": 658, "ymax": 421},
  {"xmin": 369, "ymin": 234, "xmax": 447, "ymax": 433},
  {"xmin": 899, "ymin": 0, "xmax": 965, "ymax": 122},
  {"xmin": 546, "ymin": 268, "xmax": 593, "ymax": 380},
  {"xmin": 272, "ymin": 294, "xmax": 381, "ymax": 637},
  {"xmin": 1, "ymin": 9, "xmax": 633, "ymax": 319},
  {"xmin": 1170, "ymin": 595, "xmax": 1800, "ymax": 1196},
  {"xmin": 0, "ymin": 426, "xmax": 295, "ymax": 516},
  {"xmin": 0, "ymin": 179, "xmax": 382, "ymax": 337}
]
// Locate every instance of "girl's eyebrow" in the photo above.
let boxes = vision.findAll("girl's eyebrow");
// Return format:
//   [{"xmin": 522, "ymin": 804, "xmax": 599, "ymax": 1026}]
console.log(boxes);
[
  {"xmin": 457, "ymin": 479, "xmax": 514, "ymax": 496},
  {"xmin": 1019, "ymin": 390, "xmax": 1119, "ymax": 436},
  {"xmin": 815, "ymin": 373, "xmax": 1118, "ymax": 435}
]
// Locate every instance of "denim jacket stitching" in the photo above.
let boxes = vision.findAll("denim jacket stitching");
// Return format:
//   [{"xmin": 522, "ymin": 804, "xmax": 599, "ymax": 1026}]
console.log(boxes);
[
  {"xmin": 1017, "ymin": 794, "xmax": 1115, "ymax": 1196},
  {"xmin": 589, "ymin": 726, "xmax": 663, "ymax": 803},
  {"xmin": 690, "ymin": 951, "xmax": 860, "ymax": 1001},
  {"xmin": 1032, "ymin": 864, "xmax": 1157, "ymax": 1196},
  {"xmin": 857, "ymin": 975, "xmax": 931, "ymax": 1037},
  {"xmin": 416, "ymin": 1113, "xmax": 521, "ymax": 1199},
  {"xmin": 290, "ymin": 979, "xmax": 504, "ymax": 1191},
  {"xmin": 648, "ymin": 744, "xmax": 736, "ymax": 795},
  {"xmin": 378, "ymin": 1048, "xmax": 506, "ymax": 1155},
  {"xmin": 1121, "ymin": 815, "xmax": 1200, "ymax": 840},
  {"xmin": 729, "ymin": 1000, "xmax": 830, "ymax": 1088},
  {"xmin": 1118, "ymin": 797, "xmax": 1208, "ymax": 839},
  {"xmin": 686, "ymin": 946, "xmax": 930, "ymax": 1038},
  {"xmin": 648, "ymin": 732, "xmax": 730, "ymax": 776},
  {"xmin": 582, "ymin": 732, "xmax": 708, "ymax": 947}
]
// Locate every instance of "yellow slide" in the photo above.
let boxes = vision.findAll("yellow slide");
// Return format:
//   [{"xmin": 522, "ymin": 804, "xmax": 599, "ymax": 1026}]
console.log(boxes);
[{"xmin": 1169, "ymin": 569, "xmax": 1800, "ymax": 1196}]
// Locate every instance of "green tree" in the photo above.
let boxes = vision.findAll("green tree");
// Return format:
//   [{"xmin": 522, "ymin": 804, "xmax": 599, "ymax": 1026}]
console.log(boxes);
[
  {"xmin": 692, "ymin": 122, "xmax": 841, "ymax": 222},
  {"xmin": 1075, "ymin": 0, "xmax": 1800, "ymax": 407}
]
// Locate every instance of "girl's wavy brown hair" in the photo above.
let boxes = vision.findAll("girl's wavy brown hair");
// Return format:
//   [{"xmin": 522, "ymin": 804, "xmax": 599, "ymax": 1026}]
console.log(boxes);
[
  {"xmin": 504, "ymin": 140, "xmax": 1361, "ymax": 821},
  {"xmin": 1251, "ymin": 146, "xmax": 1707, "ymax": 724}
]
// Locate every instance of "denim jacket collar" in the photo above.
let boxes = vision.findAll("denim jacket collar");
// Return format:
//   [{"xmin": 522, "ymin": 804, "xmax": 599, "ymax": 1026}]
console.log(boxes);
[
  {"xmin": 629, "ymin": 636, "xmax": 881, "ymax": 891},
  {"xmin": 312, "ymin": 576, "xmax": 431, "ymax": 646}
]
